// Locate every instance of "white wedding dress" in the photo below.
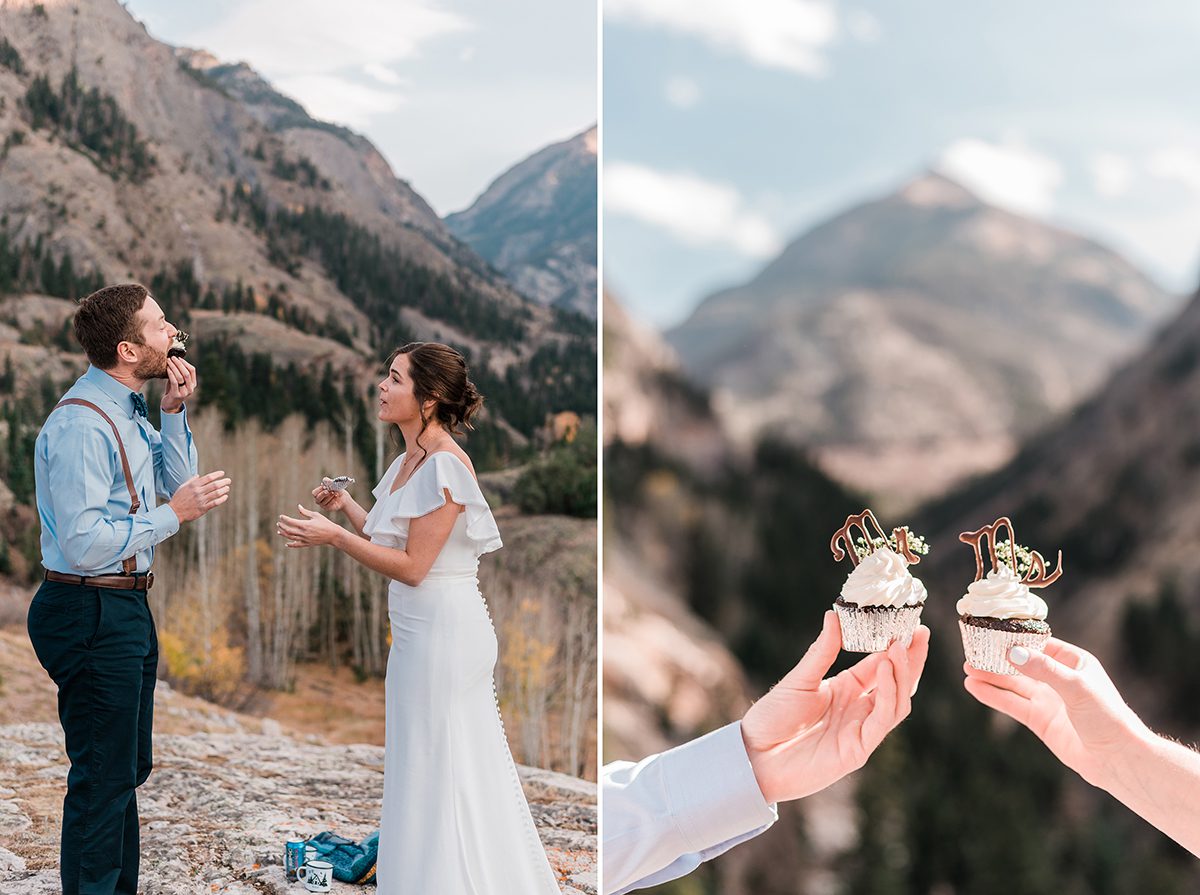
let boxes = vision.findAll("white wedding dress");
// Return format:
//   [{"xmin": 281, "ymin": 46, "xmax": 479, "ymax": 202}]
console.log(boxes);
[{"xmin": 362, "ymin": 451, "xmax": 562, "ymax": 894}]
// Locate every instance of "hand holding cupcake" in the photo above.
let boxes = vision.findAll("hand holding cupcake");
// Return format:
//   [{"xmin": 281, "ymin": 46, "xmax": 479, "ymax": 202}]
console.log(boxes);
[
  {"xmin": 957, "ymin": 517, "xmax": 1062, "ymax": 674},
  {"xmin": 831, "ymin": 509, "xmax": 930, "ymax": 652}
]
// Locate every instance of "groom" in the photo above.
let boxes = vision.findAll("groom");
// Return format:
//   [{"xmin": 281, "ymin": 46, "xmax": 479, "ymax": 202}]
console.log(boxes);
[{"xmin": 27, "ymin": 283, "xmax": 231, "ymax": 895}]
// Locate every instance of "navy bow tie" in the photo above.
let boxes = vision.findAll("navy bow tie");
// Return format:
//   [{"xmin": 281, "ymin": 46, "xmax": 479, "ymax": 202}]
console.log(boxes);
[{"xmin": 131, "ymin": 392, "xmax": 149, "ymax": 419}]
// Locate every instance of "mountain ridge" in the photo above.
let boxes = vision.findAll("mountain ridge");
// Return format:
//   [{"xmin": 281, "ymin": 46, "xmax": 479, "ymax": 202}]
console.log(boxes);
[
  {"xmin": 447, "ymin": 126, "xmax": 597, "ymax": 318},
  {"xmin": 0, "ymin": 0, "xmax": 595, "ymax": 455},
  {"xmin": 917, "ymin": 279, "xmax": 1200, "ymax": 685},
  {"xmin": 666, "ymin": 170, "xmax": 1177, "ymax": 509}
]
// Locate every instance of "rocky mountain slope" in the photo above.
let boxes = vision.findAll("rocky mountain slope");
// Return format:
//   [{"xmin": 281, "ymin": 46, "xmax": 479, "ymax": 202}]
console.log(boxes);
[
  {"xmin": 0, "ymin": 0, "xmax": 593, "ymax": 437},
  {"xmin": 603, "ymin": 297, "xmax": 748, "ymax": 756},
  {"xmin": 447, "ymin": 127, "xmax": 597, "ymax": 318},
  {"xmin": 174, "ymin": 49, "xmax": 448, "ymax": 239},
  {"xmin": 817, "ymin": 280, "xmax": 1200, "ymax": 895},
  {"xmin": 666, "ymin": 171, "xmax": 1175, "ymax": 509},
  {"xmin": 603, "ymin": 293, "xmax": 866, "ymax": 894},
  {"xmin": 609, "ymin": 280, "xmax": 1200, "ymax": 891},
  {"xmin": 603, "ymin": 293, "xmax": 727, "ymax": 476},
  {"xmin": 918, "ymin": 280, "xmax": 1200, "ymax": 695}
]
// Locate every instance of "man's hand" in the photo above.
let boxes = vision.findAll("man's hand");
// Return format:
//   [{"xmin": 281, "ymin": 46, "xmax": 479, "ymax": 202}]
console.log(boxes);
[
  {"xmin": 741, "ymin": 611, "xmax": 930, "ymax": 804},
  {"xmin": 168, "ymin": 470, "xmax": 231, "ymax": 522},
  {"xmin": 161, "ymin": 357, "xmax": 197, "ymax": 414}
]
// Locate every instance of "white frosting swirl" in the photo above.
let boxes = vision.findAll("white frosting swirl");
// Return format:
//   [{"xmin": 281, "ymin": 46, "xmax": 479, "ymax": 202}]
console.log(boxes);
[
  {"xmin": 955, "ymin": 564, "xmax": 1048, "ymax": 620},
  {"xmin": 840, "ymin": 547, "xmax": 927, "ymax": 608}
]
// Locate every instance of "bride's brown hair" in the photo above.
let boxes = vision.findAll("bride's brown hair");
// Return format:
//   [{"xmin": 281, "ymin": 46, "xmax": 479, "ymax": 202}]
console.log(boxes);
[{"xmin": 389, "ymin": 342, "xmax": 484, "ymax": 461}]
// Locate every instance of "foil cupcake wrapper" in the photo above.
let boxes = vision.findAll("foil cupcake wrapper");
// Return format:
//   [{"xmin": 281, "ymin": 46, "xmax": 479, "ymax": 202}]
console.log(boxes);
[
  {"xmin": 833, "ymin": 603, "xmax": 924, "ymax": 653},
  {"xmin": 959, "ymin": 620, "xmax": 1051, "ymax": 675}
]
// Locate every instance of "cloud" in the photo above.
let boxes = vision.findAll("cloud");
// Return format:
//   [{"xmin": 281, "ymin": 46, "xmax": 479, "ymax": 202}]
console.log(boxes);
[
  {"xmin": 605, "ymin": 0, "xmax": 837, "ymax": 77},
  {"xmin": 1090, "ymin": 152, "xmax": 1133, "ymax": 199},
  {"xmin": 363, "ymin": 63, "xmax": 403, "ymax": 86},
  {"xmin": 193, "ymin": 0, "xmax": 468, "ymax": 74},
  {"xmin": 191, "ymin": 0, "xmax": 467, "ymax": 125},
  {"xmin": 845, "ymin": 9, "xmax": 882, "ymax": 43},
  {"xmin": 605, "ymin": 162, "xmax": 782, "ymax": 257},
  {"xmin": 1148, "ymin": 147, "xmax": 1200, "ymax": 195},
  {"xmin": 275, "ymin": 75, "xmax": 406, "ymax": 128},
  {"xmin": 664, "ymin": 76, "xmax": 701, "ymax": 109},
  {"xmin": 938, "ymin": 137, "xmax": 1063, "ymax": 215}
]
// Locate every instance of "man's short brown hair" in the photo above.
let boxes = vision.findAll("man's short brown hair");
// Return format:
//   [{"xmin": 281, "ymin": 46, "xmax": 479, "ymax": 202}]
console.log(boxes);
[{"xmin": 73, "ymin": 283, "xmax": 150, "ymax": 369}]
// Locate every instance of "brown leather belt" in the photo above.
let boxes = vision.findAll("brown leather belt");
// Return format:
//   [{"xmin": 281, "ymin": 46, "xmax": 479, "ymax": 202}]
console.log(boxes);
[{"xmin": 44, "ymin": 569, "xmax": 155, "ymax": 591}]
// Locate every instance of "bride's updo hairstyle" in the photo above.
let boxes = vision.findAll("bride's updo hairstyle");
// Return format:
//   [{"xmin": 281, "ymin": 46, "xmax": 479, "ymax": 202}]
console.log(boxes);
[{"xmin": 390, "ymin": 342, "xmax": 484, "ymax": 455}]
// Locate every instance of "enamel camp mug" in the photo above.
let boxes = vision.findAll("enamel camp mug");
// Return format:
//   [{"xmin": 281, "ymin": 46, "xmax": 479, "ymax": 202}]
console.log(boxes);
[{"xmin": 297, "ymin": 859, "xmax": 333, "ymax": 892}]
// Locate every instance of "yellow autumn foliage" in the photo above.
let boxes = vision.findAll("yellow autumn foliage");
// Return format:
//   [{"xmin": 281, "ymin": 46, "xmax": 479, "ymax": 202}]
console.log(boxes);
[{"xmin": 158, "ymin": 584, "xmax": 246, "ymax": 704}]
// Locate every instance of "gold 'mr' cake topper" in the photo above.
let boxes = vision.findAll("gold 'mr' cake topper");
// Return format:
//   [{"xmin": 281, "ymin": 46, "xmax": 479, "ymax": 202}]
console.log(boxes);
[
  {"xmin": 831, "ymin": 508, "xmax": 921, "ymax": 568},
  {"xmin": 958, "ymin": 516, "xmax": 1063, "ymax": 587}
]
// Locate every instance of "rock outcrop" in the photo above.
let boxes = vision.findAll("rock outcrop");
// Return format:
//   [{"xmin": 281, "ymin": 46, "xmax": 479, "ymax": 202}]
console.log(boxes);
[{"xmin": 0, "ymin": 646, "xmax": 595, "ymax": 894}]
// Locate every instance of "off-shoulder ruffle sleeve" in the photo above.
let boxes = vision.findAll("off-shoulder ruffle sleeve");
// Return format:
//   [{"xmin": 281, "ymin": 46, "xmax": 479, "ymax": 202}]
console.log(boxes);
[{"xmin": 386, "ymin": 452, "xmax": 502, "ymax": 557}]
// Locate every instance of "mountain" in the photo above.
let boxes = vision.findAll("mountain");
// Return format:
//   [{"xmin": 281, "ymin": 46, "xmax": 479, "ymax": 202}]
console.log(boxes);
[
  {"xmin": 607, "ymin": 278, "xmax": 1200, "ymax": 892},
  {"xmin": 174, "ymin": 49, "xmax": 450, "ymax": 241},
  {"xmin": 666, "ymin": 171, "xmax": 1176, "ymax": 510},
  {"xmin": 603, "ymin": 292, "xmax": 868, "ymax": 894},
  {"xmin": 827, "ymin": 279, "xmax": 1200, "ymax": 895},
  {"xmin": 0, "ymin": 0, "xmax": 594, "ymax": 455},
  {"xmin": 602, "ymin": 293, "xmax": 749, "ymax": 760},
  {"xmin": 603, "ymin": 293, "xmax": 727, "ymax": 475},
  {"xmin": 447, "ymin": 127, "xmax": 597, "ymax": 318},
  {"xmin": 919, "ymin": 279, "xmax": 1200, "ymax": 693}
]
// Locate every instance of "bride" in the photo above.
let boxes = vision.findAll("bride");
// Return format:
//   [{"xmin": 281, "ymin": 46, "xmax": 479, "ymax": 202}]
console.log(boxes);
[{"xmin": 277, "ymin": 342, "xmax": 562, "ymax": 893}]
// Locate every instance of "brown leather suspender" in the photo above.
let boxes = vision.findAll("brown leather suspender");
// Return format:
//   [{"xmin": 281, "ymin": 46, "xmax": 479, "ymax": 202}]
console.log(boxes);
[{"xmin": 53, "ymin": 398, "xmax": 141, "ymax": 574}]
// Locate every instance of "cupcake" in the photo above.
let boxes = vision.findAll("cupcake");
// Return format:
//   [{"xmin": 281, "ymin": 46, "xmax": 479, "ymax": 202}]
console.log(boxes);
[
  {"xmin": 957, "ymin": 517, "xmax": 1062, "ymax": 674},
  {"xmin": 830, "ymin": 509, "xmax": 929, "ymax": 652},
  {"xmin": 168, "ymin": 330, "xmax": 189, "ymax": 359},
  {"xmin": 321, "ymin": 475, "xmax": 355, "ymax": 492}
]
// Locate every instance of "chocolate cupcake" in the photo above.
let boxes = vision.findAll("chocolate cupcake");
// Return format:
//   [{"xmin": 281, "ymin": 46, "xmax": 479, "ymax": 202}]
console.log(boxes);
[
  {"xmin": 321, "ymin": 475, "xmax": 355, "ymax": 492},
  {"xmin": 957, "ymin": 517, "xmax": 1061, "ymax": 675},
  {"xmin": 167, "ymin": 330, "xmax": 189, "ymax": 359},
  {"xmin": 830, "ymin": 509, "xmax": 930, "ymax": 652}
]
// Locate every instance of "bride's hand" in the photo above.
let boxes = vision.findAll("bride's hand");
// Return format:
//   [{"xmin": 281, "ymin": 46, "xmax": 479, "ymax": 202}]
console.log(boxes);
[
  {"xmin": 312, "ymin": 483, "xmax": 350, "ymax": 513},
  {"xmin": 963, "ymin": 639, "xmax": 1151, "ymax": 789},
  {"xmin": 277, "ymin": 505, "xmax": 343, "ymax": 548}
]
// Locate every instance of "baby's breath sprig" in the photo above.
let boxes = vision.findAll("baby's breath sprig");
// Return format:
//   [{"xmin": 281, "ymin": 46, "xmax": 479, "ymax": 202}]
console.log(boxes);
[
  {"xmin": 895, "ymin": 526, "xmax": 930, "ymax": 557},
  {"xmin": 993, "ymin": 539, "xmax": 1034, "ymax": 577},
  {"xmin": 852, "ymin": 526, "xmax": 930, "ymax": 561}
]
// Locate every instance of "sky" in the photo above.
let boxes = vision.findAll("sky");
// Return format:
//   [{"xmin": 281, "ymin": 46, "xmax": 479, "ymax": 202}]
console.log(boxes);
[
  {"xmin": 604, "ymin": 0, "xmax": 1200, "ymax": 329},
  {"xmin": 124, "ymin": 0, "xmax": 596, "ymax": 215}
]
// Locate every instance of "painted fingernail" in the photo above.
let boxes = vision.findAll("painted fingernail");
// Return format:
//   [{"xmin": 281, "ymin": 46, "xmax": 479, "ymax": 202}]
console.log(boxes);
[{"xmin": 1009, "ymin": 646, "xmax": 1030, "ymax": 666}]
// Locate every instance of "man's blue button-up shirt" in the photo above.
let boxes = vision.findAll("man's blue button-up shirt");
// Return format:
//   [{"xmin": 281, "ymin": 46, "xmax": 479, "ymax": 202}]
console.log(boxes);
[{"xmin": 35, "ymin": 365, "xmax": 198, "ymax": 575}]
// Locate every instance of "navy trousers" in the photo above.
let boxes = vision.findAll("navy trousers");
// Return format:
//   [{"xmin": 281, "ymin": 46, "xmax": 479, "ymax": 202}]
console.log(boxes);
[{"xmin": 27, "ymin": 579, "xmax": 158, "ymax": 895}]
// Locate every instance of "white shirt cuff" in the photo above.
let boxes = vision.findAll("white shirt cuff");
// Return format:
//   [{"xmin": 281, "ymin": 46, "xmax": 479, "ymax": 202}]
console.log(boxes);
[{"xmin": 661, "ymin": 720, "xmax": 778, "ymax": 852}]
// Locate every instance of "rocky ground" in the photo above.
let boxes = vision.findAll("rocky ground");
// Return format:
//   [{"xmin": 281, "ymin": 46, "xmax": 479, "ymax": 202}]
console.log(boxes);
[{"xmin": 0, "ymin": 632, "xmax": 596, "ymax": 894}]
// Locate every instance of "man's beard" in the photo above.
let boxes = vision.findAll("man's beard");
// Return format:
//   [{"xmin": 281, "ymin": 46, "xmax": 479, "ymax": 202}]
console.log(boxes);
[{"xmin": 133, "ymin": 344, "xmax": 169, "ymax": 380}]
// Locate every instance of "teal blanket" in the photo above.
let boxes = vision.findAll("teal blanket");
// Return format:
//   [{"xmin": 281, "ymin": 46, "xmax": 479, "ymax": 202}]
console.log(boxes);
[{"xmin": 305, "ymin": 830, "xmax": 378, "ymax": 884}]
